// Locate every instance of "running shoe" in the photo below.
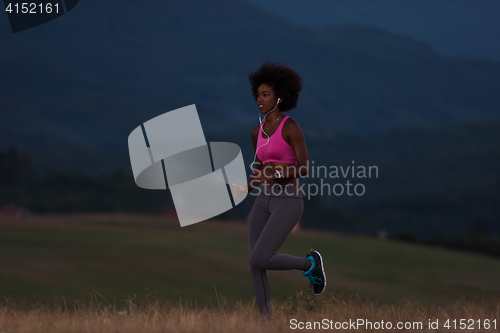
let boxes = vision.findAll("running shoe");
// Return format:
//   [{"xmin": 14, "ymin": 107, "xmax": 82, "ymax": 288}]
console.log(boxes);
[{"xmin": 302, "ymin": 249, "xmax": 326, "ymax": 295}]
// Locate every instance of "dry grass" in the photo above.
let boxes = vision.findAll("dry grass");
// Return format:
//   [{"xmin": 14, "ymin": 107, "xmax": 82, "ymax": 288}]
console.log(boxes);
[
  {"xmin": 1, "ymin": 214, "xmax": 499, "ymax": 331},
  {"xmin": 0, "ymin": 293, "xmax": 498, "ymax": 332}
]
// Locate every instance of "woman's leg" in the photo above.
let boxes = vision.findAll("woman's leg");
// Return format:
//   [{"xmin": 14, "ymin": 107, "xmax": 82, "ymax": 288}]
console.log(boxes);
[
  {"xmin": 249, "ymin": 196, "xmax": 309, "ymax": 271},
  {"xmin": 248, "ymin": 195, "xmax": 309, "ymax": 317},
  {"xmin": 248, "ymin": 194, "xmax": 272, "ymax": 316}
]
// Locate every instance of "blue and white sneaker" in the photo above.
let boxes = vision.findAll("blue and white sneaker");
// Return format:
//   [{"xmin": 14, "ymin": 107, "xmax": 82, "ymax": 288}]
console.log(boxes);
[{"xmin": 302, "ymin": 249, "xmax": 326, "ymax": 295}]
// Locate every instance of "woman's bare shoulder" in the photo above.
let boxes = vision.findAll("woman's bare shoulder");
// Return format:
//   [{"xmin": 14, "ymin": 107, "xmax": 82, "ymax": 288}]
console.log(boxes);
[
  {"xmin": 251, "ymin": 124, "xmax": 261, "ymax": 143},
  {"xmin": 251, "ymin": 124, "xmax": 260, "ymax": 137},
  {"xmin": 283, "ymin": 116, "xmax": 303, "ymax": 133}
]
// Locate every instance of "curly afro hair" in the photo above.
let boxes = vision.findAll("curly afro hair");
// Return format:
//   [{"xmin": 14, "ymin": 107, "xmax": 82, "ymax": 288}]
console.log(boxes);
[{"xmin": 248, "ymin": 62, "xmax": 303, "ymax": 112}]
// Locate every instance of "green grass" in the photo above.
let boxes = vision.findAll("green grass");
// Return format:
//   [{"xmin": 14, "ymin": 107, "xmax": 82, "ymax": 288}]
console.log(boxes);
[{"xmin": 0, "ymin": 214, "xmax": 499, "ymax": 309}]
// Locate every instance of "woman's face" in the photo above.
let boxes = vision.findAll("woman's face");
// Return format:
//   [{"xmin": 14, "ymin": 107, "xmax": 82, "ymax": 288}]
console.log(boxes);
[{"xmin": 256, "ymin": 83, "xmax": 280, "ymax": 114}]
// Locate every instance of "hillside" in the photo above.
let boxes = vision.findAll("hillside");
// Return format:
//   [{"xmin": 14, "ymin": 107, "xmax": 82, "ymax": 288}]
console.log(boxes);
[
  {"xmin": 0, "ymin": 214, "xmax": 498, "ymax": 307},
  {"xmin": 2, "ymin": 0, "xmax": 499, "ymax": 244},
  {"xmin": 1, "ymin": 0, "xmax": 500, "ymax": 176},
  {"xmin": 245, "ymin": 0, "xmax": 500, "ymax": 61}
]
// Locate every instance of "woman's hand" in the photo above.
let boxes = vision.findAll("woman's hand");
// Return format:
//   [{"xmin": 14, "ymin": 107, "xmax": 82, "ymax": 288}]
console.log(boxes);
[
  {"xmin": 239, "ymin": 167, "xmax": 278, "ymax": 198},
  {"xmin": 255, "ymin": 166, "xmax": 277, "ymax": 185},
  {"xmin": 232, "ymin": 183, "xmax": 247, "ymax": 198}
]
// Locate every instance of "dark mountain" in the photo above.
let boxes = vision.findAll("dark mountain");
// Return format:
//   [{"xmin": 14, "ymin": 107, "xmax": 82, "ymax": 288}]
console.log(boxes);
[
  {"xmin": 245, "ymin": 0, "xmax": 500, "ymax": 61},
  {"xmin": 1, "ymin": 0, "xmax": 499, "ymax": 175}
]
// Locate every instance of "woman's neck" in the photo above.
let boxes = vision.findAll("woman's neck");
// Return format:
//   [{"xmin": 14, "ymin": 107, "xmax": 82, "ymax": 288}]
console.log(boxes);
[{"xmin": 264, "ymin": 109, "xmax": 283, "ymax": 125}]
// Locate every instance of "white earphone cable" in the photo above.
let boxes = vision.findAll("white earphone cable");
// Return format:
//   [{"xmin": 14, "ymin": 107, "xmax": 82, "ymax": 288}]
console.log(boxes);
[{"xmin": 251, "ymin": 98, "xmax": 280, "ymax": 172}]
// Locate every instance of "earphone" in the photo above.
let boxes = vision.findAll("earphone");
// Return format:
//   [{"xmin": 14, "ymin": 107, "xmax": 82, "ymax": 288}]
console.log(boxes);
[{"xmin": 251, "ymin": 98, "xmax": 281, "ymax": 172}]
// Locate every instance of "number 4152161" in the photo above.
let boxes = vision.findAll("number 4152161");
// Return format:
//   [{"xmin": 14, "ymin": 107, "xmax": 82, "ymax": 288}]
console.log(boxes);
[
  {"xmin": 5, "ymin": 3, "xmax": 60, "ymax": 14},
  {"xmin": 444, "ymin": 319, "xmax": 497, "ymax": 330}
]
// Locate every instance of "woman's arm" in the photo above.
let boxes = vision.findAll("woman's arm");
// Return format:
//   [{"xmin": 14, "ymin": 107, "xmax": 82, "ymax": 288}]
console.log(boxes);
[
  {"xmin": 232, "ymin": 125, "xmax": 263, "ymax": 197},
  {"xmin": 280, "ymin": 118, "xmax": 309, "ymax": 178},
  {"xmin": 247, "ymin": 125, "xmax": 264, "ymax": 192}
]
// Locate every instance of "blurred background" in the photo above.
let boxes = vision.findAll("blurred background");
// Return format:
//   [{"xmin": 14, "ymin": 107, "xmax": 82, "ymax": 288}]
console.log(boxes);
[{"xmin": 1, "ymin": 0, "xmax": 499, "ymax": 307}]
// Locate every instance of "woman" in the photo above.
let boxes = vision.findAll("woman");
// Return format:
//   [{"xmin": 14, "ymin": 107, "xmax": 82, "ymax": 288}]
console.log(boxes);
[{"xmin": 234, "ymin": 62, "xmax": 326, "ymax": 318}]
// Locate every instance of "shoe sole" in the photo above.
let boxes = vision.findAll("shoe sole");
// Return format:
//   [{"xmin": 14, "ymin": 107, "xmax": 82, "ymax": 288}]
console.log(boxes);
[{"xmin": 312, "ymin": 250, "xmax": 326, "ymax": 295}]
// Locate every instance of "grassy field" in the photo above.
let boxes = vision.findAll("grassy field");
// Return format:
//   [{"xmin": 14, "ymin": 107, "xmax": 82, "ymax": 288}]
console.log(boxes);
[
  {"xmin": 0, "ymin": 214, "xmax": 499, "ymax": 332},
  {"xmin": 1, "ymin": 293, "xmax": 498, "ymax": 332},
  {"xmin": 0, "ymin": 214, "xmax": 499, "ymax": 307}
]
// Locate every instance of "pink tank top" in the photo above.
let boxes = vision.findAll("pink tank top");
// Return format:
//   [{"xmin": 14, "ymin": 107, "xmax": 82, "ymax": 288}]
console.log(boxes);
[{"xmin": 256, "ymin": 115, "xmax": 298, "ymax": 164}]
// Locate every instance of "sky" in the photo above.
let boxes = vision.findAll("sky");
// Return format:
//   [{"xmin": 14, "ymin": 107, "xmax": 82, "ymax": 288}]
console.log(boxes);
[
  {"xmin": 244, "ymin": 0, "xmax": 500, "ymax": 61},
  {"xmin": 2, "ymin": 1, "xmax": 499, "ymax": 61}
]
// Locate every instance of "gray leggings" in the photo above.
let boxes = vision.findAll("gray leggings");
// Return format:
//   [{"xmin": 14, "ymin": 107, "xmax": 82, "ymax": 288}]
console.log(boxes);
[{"xmin": 248, "ymin": 184, "xmax": 309, "ymax": 316}]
